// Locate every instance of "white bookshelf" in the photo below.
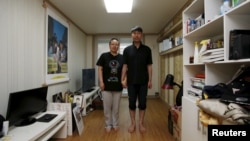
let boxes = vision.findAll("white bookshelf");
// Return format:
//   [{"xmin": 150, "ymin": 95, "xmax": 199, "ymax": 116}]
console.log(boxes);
[{"xmin": 181, "ymin": 0, "xmax": 250, "ymax": 141}]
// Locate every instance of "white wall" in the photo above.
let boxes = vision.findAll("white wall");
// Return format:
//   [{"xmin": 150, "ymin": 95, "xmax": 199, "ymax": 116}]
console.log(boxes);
[
  {"xmin": 145, "ymin": 35, "xmax": 160, "ymax": 96},
  {"xmin": 0, "ymin": 0, "xmax": 160, "ymax": 117},
  {"xmin": 0, "ymin": 0, "xmax": 88, "ymax": 116}
]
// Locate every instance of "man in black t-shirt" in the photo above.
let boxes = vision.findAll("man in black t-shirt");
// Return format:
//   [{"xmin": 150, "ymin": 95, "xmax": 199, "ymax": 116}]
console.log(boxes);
[{"xmin": 121, "ymin": 26, "xmax": 153, "ymax": 133}]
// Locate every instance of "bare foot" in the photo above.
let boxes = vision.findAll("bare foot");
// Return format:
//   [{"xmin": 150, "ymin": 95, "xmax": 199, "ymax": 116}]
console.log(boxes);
[
  {"xmin": 128, "ymin": 124, "xmax": 135, "ymax": 133},
  {"xmin": 113, "ymin": 127, "xmax": 119, "ymax": 132},
  {"xmin": 139, "ymin": 124, "xmax": 146, "ymax": 133},
  {"xmin": 105, "ymin": 127, "xmax": 111, "ymax": 133}
]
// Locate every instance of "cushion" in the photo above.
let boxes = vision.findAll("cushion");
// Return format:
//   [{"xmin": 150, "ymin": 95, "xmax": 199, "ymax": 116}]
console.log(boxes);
[{"xmin": 197, "ymin": 99, "xmax": 228, "ymax": 119}]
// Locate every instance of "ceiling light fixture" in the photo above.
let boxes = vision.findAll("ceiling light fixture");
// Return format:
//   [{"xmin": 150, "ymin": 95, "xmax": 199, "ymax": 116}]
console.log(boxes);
[{"xmin": 104, "ymin": 0, "xmax": 133, "ymax": 13}]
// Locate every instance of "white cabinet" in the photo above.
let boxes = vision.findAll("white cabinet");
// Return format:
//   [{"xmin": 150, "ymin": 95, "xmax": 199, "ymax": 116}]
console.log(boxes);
[
  {"xmin": 182, "ymin": 96, "xmax": 207, "ymax": 141},
  {"xmin": 6, "ymin": 111, "xmax": 66, "ymax": 141},
  {"xmin": 81, "ymin": 86, "xmax": 100, "ymax": 116},
  {"xmin": 182, "ymin": 0, "xmax": 250, "ymax": 141}
]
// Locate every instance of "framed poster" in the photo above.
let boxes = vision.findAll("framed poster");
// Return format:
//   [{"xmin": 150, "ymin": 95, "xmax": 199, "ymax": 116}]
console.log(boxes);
[
  {"xmin": 73, "ymin": 95, "xmax": 83, "ymax": 108},
  {"xmin": 73, "ymin": 106, "xmax": 84, "ymax": 135},
  {"xmin": 45, "ymin": 8, "xmax": 69, "ymax": 85}
]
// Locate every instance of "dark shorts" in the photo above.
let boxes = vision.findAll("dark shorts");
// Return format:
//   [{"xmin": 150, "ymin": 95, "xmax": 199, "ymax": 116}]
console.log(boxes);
[{"xmin": 127, "ymin": 84, "xmax": 148, "ymax": 110}]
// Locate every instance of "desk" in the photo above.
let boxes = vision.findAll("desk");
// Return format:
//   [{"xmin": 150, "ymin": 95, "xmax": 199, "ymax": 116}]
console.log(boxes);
[
  {"xmin": 4, "ymin": 111, "xmax": 66, "ymax": 141},
  {"xmin": 81, "ymin": 86, "xmax": 99, "ymax": 116}
]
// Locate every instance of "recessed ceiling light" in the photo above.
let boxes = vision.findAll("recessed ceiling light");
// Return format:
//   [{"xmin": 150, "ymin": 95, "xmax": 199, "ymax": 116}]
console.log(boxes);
[{"xmin": 104, "ymin": 0, "xmax": 133, "ymax": 13}]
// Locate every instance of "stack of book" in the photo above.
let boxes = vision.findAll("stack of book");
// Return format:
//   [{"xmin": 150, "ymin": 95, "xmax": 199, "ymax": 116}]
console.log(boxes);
[
  {"xmin": 187, "ymin": 77, "xmax": 205, "ymax": 98},
  {"xmin": 187, "ymin": 87, "xmax": 202, "ymax": 98},
  {"xmin": 200, "ymin": 48, "xmax": 224, "ymax": 63}
]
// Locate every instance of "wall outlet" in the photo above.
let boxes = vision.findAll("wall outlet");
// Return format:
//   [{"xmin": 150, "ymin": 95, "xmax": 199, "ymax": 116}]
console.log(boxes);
[{"xmin": 155, "ymin": 92, "xmax": 159, "ymax": 97}]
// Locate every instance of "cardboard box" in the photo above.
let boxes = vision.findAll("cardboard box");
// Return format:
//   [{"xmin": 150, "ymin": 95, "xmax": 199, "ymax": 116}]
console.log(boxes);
[
  {"xmin": 168, "ymin": 110, "xmax": 173, "ymax": 135},
  {"xmin": 159, "ymin": 42, "xmax": 164, "ymax": 53},
  {"xmin": 163, "ymin": 38, "xmax": 172, "ymax": 51},
  {"xmin": 173, "ymin": 124, "xmax": 181, "ymax": 141},
  {"xmin": 170, "ymin": 107, "xmax": 182, "ymax": 129}
]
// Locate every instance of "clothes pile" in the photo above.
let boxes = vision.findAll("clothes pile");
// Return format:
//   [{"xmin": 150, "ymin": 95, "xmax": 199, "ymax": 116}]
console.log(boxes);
[{"xmin": 197, "ymin": 65, "xmax": 250, "ymax": 125}]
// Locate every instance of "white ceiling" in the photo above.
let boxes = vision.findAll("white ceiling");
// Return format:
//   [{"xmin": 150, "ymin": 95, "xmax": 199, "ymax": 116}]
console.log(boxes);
[{"xmin": 47, "ymin": 0, "xmax": 188, "ymax": 35}]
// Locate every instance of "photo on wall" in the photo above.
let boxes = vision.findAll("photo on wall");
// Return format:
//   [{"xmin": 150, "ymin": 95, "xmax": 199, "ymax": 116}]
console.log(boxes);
[{"xmin": 45, "ymin": 8, "xmax": 69, "ymax": 85}]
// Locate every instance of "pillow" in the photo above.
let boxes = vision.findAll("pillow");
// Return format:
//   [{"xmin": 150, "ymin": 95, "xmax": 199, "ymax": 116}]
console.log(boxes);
[
  {"xmin": 199, "ymin": 110, "xmax": 220, "ymax": 126},
  {"xmin": 197, "ymin": 98, "xmax": 228, "ymax": 119}
]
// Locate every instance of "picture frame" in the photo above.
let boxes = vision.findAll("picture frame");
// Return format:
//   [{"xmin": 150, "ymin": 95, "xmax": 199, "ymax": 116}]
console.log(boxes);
[
  {"xmin": 72, "ymin": 106, "xmax": 84, "ymax": 135},
  {"xmin": 73, "ymin": 95, "xmax": 83, "ymax": 108},
  {"xmin": 45, "ymin": 8, "xmax": 69, "ymax": 85},
  {"xmin": 52, "ymin": 92, "xmax": 64, "ymax": 103}
]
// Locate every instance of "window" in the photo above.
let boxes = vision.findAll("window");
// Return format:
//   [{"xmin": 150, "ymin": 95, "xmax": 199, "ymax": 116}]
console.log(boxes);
[{"xmin": 97, "ymin": 37, "xmax": 131, "ymax": 58}]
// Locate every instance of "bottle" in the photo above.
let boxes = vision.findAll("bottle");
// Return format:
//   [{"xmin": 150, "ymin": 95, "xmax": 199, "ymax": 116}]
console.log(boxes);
[
  {"xmin": 194, "ymin": 41, "xmax": 199, "ymax": 63},
  {"xmin": 190, "ymin": 19, "xmax": 196, "ymax": 32},
  {"xmin": 232, "ymin": 0, "xmax": 245, "ymax": 7},
  {"xmin": 186, "ymin": 18, "xmax": 191, "ymax": 33},
  {"xmin": 220, "ymin": 0, "xmax": 231, "ymax": 15},
  {"xmin": 199, "ymin": 39, "xmax": 209, "ymax": 54},
  {"xmin": 199, "ymin": 39, "xmax": 210, "ymax": 62}
]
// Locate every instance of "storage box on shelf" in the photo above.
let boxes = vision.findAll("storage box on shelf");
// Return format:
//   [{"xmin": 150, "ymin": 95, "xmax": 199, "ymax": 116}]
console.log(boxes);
[
  {"xmin": 159, "ymin": 25, "xmax": 183, "ymax": 54},
  {"xmin": 182, "ymin": 0, "xmax": 250, "ymax": 141},
  {"xmin": 158, "ymin": 1, "xmax": 192, "ymax": 105}
]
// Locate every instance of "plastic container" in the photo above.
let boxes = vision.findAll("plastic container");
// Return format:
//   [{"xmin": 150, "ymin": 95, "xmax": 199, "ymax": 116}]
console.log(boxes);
[
  {"xmin": 194, "ymin": 41, "xmax": 199, "ymax": 63},
  {"xmin": 232, "ymin": 0, "xmax": 245, "ymax": 7},
  {"xmin": 220, "ymin": 0, "xmax": 231, "ymax": 15}
]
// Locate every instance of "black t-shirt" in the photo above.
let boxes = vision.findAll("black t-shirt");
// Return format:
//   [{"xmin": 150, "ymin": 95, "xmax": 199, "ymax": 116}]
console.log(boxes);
[
  {"xmin": 123, "ymin": 43, "xmax": 153, "ymax": 84},
  {"xmin": 96, "ymin": 52, "xmax": 123, "ymax": 91}
]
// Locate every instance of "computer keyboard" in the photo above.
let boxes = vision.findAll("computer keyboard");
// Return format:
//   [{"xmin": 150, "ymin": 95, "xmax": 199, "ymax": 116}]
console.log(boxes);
[
  {"xmin": 37, "ymin": 114, "xmax": 58, "ymax": 122},
  {"xmin": 84, "ymin": 88, "xmax": 94, "ymax": 92}
]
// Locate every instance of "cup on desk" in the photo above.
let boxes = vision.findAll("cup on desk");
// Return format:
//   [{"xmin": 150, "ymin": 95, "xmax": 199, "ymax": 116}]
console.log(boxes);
[{"xmin": 3, "ymin": 121, "xmax": 9, "ymax": 136}]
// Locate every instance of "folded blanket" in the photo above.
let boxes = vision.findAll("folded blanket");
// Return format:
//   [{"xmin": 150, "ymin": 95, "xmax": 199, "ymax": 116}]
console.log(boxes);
[{"xmin": 197, "ymin": 98, "xmax": 250, "ymax": 125}]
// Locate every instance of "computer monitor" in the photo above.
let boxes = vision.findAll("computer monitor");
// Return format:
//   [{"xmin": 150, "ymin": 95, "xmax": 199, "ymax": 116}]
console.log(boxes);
[
  {"xmin": 82, "ymin": 68, "xmax": 96, "ymax": 92},
  {"xmin": 6, "ymin": 86, "xmax": 48, "ymax": 127}
]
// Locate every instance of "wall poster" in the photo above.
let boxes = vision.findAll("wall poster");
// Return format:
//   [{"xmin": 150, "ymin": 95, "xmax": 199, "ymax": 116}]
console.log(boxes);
[
  {"xmin": 73, "ymin": 106, "xmax": 84, "ymax": 135},
  {"xmin": 45, "ymin": 8, "xmax": 69, "ymax": 85}
]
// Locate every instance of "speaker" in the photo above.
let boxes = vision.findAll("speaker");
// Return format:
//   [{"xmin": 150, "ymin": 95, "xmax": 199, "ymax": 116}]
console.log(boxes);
[
  {"xmin": 0, "ymin": 114, "xmax": 5, "ymax": 138},
  {"xmin": 229, "ymin": 30, "xmax": 250, "ymax": 60}
]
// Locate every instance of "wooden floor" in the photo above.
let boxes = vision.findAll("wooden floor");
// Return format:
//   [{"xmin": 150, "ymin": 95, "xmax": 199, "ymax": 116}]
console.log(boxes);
[{"xmin": 51, "ymin": 97, "xmax": 174, "ymax": 141}]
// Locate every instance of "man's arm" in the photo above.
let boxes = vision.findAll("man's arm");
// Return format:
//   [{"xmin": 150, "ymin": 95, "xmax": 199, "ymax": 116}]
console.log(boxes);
[{"xmin": 147, "ymin": 64, "xmax": 152, "ymax": 89}]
